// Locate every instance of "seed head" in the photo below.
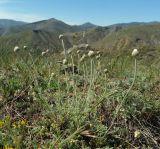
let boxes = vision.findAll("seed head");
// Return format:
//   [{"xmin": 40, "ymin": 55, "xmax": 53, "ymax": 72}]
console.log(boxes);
[
  {"xmin": 68, "ymin": 63, "xmax": 75, "ymax": 68},
  {"xmin": 97, "ymin": 51, "xmax": 100, "ymax": 54},
  {"xmin": 59, "ymin": 34, "xmax": 64, "ymax": 40},
  {"xmin": 62, "ymin": 59, "xmax": 68, "ymax": 65},
  {"xmin": 134, "ymin": 130, "xmax": 141, "ymax": 138},
  {"xmin": 104, "ymin": 69, "xmax": 108, "ymax": 73},
  {"xmin": 80, "ymin": 54, "xmax": 86, "ymax": 62},
  {"xmin": 132, "ymin": 49, "xmax": 139, "ymax": 57},
  {"xmin": 23, "ymin": 46, "xmax": 27, "ymax": 49},
  {"xmin": 88, "ymin": 50, "xmax": 95, "ymax": 57},
  {"xmin": 41, "ymin": 51, "xmax": 47, "ymax": 56},
  {"xmin": 85, "ymin": 44, "xmax": 89, "ymax": 49},
  {"xmin": 14, "ymin": 46, "xmax": 20, "ymax": 52},
  {"xmin": 51, "ymin": 72, "xmax": 55, "ymax": 77},
  {"xmin": 68, "ymin": 49, "xmax": 72, "ymax": 54},
  {"xmin": 41, "ymin": 49, "xmax": 49, "ymax": 56},
  {"xmin": 77, "ymin": 50, "xmax": 80, "ymax": 54},
  {"xmin": 96, "ymin": 54, "xmax": 101, "ymax": 59}
]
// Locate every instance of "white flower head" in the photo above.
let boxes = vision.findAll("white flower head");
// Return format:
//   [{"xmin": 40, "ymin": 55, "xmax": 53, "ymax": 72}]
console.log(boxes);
[
  {"xmin": 97, "ymin": 51, "xmax": 100, "ymax": 54},
  {"xmin": 14, "ymin": 46, "xmax": 20, "ymax": 52},
  {"xmin": 88, "ymin": 50, "xmax": 95, "ymax": 57},
  {"xmin": 80, "ymin": 54, "xmax": 86, "ymax": 62},
  {"xmin": 68, "ymin": 63, "xmax": 75, "ymax": 67},
  {"xmin": 59, "ymin": 34, "xmax": 64, "ymax": 40},
  {"xmin": 41, "ymin": 49, "xmax": 49, "ymax": 56},
  {"xmin": 41, "ymin": 51, "xmax": 47, "ymax": 56},
  {"xmin": 85, "ymin": 44, "xmax": 89, "ymax": 49},
  {"xmin": 23, "ymin": 46, "xmax": 27, "ymax": 49},
  {"xmin": 51, "ymin": 72, "xmax": 55, "ymax": 77},
  {"xmin": 62, "ymin": 59, "xmax": 68, "ymax": 65},
  {"xmin": 132, "ymin": 49, "xmax": 139, "ymax": 57},
  {"xmin": 96, "ymin": 54, "xmax": 101, "ymax": 59},
  {"xmin": 77, "ymin": 50, "xmax": 80, "ymax": 54},
  {"xmin": 134, "ymin": 130, "xmax": 141, "ymax": 138},
  {"xmin": 68, "ymin": 49, "xmax": 72, "ymax": 54},
  {"xmin": 46, "ymin": 49, "xmax": 49, "ymax": 53},
  {"xmin": 104, "ymin": 69, "xmax": 108, "ymax": 73}
]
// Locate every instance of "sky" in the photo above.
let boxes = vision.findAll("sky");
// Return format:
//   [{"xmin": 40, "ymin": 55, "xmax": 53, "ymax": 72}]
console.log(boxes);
[{"xmin": 0, "ymin": 0, "xmax": 160, "ymax": 26}]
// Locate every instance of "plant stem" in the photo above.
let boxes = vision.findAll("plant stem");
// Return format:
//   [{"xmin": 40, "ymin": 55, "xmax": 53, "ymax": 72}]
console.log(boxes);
[
  {"xmin": 107, "ymin": 58, "xmax": 137, "ymax": 133},
  {"xmin": 61, "ymin": 39, "xmax": 67, "ymax": 59}
]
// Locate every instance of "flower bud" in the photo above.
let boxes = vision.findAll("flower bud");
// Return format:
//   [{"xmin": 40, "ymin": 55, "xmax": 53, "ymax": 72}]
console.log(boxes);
[
  {"xmin": 77, "ymin": 50, "xmax": 80, "ymax": 54},
  {"xmin": 62, "ymin": 59, "xmax": 68, "ymax": 65},
  {"xmin": 96, "ymin": 54, "xmax": 101, "ymax": 59},
  {"xmin": 132, "ymin": 49, "xmax": 139, "ymax": 57},
  {"xmin": 41, "ymin": 51, "xmax": 47, "ymax": 56},
  {"xmin": 88, "ymin": 50, "xmax": 95, "ymax": 57},
  {"xmin": 23, "ymin": 46, "xmax": 27, "ymax": 49},
  {"xmin": 14, "ymin": 46, "xmax": 20, "ymax": 52},
  {"xmin": 80, "ymin": 54, "xmax": 86, "ymax": 62},
  {"xmin": 134, "ymin": 130, "xmax": 141, "ymax": 138},
  {"xmin": 59, "ymin": 34, "xmax": 64, "ymax": 40},
  {"xmin": 104, "ymin": 69, "xmax": 108, "ymax": 73}
]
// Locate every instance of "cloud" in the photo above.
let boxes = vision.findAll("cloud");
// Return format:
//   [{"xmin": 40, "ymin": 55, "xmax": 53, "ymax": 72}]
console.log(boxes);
[{"xmin": 0, "ymin": 9, "xmax": 46, "ymax": 22}]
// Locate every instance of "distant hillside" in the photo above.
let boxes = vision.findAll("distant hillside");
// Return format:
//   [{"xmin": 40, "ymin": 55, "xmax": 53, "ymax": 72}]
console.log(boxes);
[
  {"xmin": 92, "ymin": 23, "xmax": 160, "ymax": 50},
  {"xmin": 76, "ymin": 22, "xmax": 97, "ymax": 30},
  {"xmin": 0, "ymin": 18, "xmax": 97, "ymax": 36},
  {"xmin": 67, "ymin": 22, "xmax": 160, "ymax": 57},
  {"xmin": 0, "ymin": 19, "xmax": 27, "ymax": 36},
  {"xmin": 0, "ymin": 19, "xmax": 26, "ymax": 28},
  {"xmin": 0, "ymin": 18, "xmax": 160, "ymax": 55},
  {"xmin": 0, "ymin": 18, "xmax": 97, "ymax": 51},
  {"xmin": 0, "ymin": 30, "xmax": 65, "ymax": 51}
]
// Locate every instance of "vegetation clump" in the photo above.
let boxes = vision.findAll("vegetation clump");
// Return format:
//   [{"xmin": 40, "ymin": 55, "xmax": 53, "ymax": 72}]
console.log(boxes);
[{"xmin": 0, "ymin": 42, "xmax": 159, "ymax": 149}]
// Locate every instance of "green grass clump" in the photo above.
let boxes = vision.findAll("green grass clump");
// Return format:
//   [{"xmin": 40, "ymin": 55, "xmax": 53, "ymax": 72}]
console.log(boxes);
[{"xmin": 0, "ymin": 48, "xmax": 159, "ymax": 149}]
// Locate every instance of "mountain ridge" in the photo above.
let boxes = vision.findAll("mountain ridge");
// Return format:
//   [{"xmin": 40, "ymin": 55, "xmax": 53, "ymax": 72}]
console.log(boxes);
[
  {"xmin": 0, "ymin": 18, "xmax": 160, "ymax": 54},
  {"xmin": 0, "ymin": 19, "xmax": 27, "ymax": 28}
]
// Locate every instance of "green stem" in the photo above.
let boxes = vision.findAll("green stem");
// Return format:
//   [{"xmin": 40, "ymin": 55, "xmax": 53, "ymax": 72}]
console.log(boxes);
[
  {"xmin": 107, "ymin": 58, "xmax": 137, "ymax": 133},
  {"xmin": 71, "ymin": 55, "xmax": 74, "ymax": 76},
  {"xmin": 123, "ymin": 58, "xmax": 137, "ymax": 99},
  {"xmin": 90, "ymin": 58, "xmax": 93, "ymax": 83},
  {"xmin": 61, "ymin": 39, "xmax": 67, "ymax": 59}
]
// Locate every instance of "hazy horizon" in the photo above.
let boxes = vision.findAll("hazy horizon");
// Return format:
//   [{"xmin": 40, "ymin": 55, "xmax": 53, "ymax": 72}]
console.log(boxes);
[{"xmin": 0, "ymin": 17, "xmax": 160, "ymax": 27}]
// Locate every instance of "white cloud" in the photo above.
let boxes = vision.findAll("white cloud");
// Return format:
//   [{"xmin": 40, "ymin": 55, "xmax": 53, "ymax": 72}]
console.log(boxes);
[{"xmin": 0, "ymin": 10, "xmax": 46, "ymax": 22}]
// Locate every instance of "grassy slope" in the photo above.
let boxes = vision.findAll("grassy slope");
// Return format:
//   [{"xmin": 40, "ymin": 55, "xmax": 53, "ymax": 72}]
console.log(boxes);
[
  {"xmin": 0, "ymin": 21, "xmax": 160, "ymax": 148},
  {"xmin": 0, "ymin": 47, "xmax": 159, "ymax": 148},
  {"xmin": 93, "ymin": 24, "xmax": 160, "ymax": 50},
  {"xmin": 1, "ymin": 22, "xmax": 160, "ymax": 54},
  {"xmin": 0, "ymin": 30, "xmax": 72, "ymax": 52},
  {"xmin": 0, "ymin": 19, "xmax": 97, "ymax": 52}
]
